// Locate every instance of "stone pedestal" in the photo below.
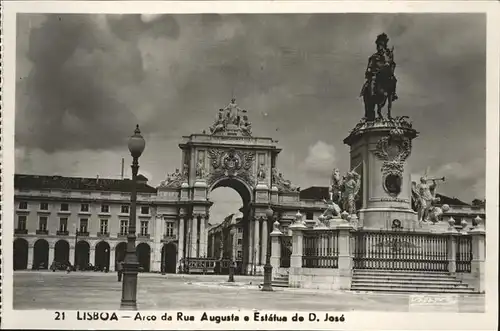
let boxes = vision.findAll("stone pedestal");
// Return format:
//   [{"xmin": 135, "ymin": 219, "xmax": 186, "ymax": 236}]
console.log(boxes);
[
  {"xmin": 270, "ymin": 228, "xmax": 282, "ymax": 278},
  {"xmin": 469, "ymin": 226, "xmax": 485, "ymax": 293},
  {"xmin": 193, "ymin": 180, "xmax": 207, "ymax": 200},
  {"xmin": 343, "ymin": 118, "xmax": 419, "ymax": 230}
]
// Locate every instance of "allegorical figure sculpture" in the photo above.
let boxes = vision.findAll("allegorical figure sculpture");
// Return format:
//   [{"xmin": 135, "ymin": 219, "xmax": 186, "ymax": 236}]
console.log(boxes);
[
  {"xmin": 160, "ymin": 168, "xmax": 183, "ymax": 188},
  {"xmin": 196, "ymin": 159, "xmax": 205, "ymax": 179},
  {"xmin": 320, "ymin": 198, "xmax": 342, "ymax": 222},
  {"xmin": 271, "ymin": 168, "xmax": 300, "ymax": 192},
  {"xmin": 208, "ymin": 99, "xmax": 252, "ymax": 136},
  {"xmin": 411, "ymin": 176, "xmax": 446, "ymax": 223},
  {"xmin": 329, "ymin": 168, "xmax": 343, "ymax": 205},
  {"xmin": 342, "ymin": 170, "xmax": 362, "ymax": 215},
  {"xmin": 360, "ymin": 33, "xmax": 398, "ymax": 121},
  {"xmin": 209, "ymin": 110, "xmax": 226, "ymax": 135}
]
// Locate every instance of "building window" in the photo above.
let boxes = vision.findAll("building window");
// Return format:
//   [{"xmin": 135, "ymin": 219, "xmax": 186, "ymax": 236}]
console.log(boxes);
[
  {"xmin": 101, "ymin": 205, "xmax": 109, "ymax": 213},
  {"xmin": 140, "ymin": 206, "xmax": 150, "ymax": 215},
  {"xmin": 40, "ymin": 202, "xmax": 49, "ymax": 210},
  {"xmin": 39, "ymin": 216, "xmax": 48, "ymax": 231},
  {"xmin": 306, "ymin": 211, "xmax": 314, "ymax": 220},
  {"xmin": 120, "ymin": 220, "xmax": 129, "ymax": 235},
  {"xmin": 17, "ymin": 215, "xmax": 27, "ymax": 230},
  {"xmin": 81, "ymin": 204, "xmax": 89, "ymax": 212},
  {"xmin": 18, "ymin": 201, "xmax": 28, "ymax": 210},
  {"xmin": 165, "ymin": 221, "xmax": 174, "ymax": 237},
  {"xmin": 100, "ymin": 219, "xmax": 108, "ymax": 234},
  {"xmin": 79, "ymin": 219, "xmax": 88, "ymax": 233},
  {"xmin": 59, "ymin": 218, "xmax": 68, "ymax": 232},
  {"xmin": 140, "ymin": 221, "xmax": 149, "ymax": 236},
  {"xmin": 121, "ymin": 205, "xmax": 129, "ymax": 214},
  {"xmin": 237, "ymin": 250, "xmax": 242, "ymax": 259},
  {"xmin": 60, "ymin": 203, "xmax": 69, "ymax": 211},
  {"xmin": 237, "ymin": 238, "xmax": 242, "ymax": 245}
]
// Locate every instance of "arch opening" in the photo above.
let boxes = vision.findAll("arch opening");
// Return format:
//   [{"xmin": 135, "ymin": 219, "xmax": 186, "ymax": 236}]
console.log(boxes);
[
  {"xmin": 161, "ymin": 243, "xmax": 177, "ymax": 274},
  {"xmin": 95, "ymin": 241, "xmax": 111, "ymax": 271},
  {"xmin": 136, "ymin": 243, "xmax": 151, "ymax": 272},
  {"xmin": 33, "ymin": 239, "xmax": 49, "ymax": 270},
  {"xmin": 208, "ymin": 177, "xmax": 252, "ymax": 275},
  {"xmin": 54, "ymin": 240, "xmax": 70, "ymax": 264},
  {"xmin": 13, "ymin": 238, "xmax": 29, "ymax": 270},
  {"xmin": 115, "ymin": 242, "xmax": 127, "ymax": 270},
  {"xmin": 75, "ymin": 241, "xmax": 90, "ymax": 270}
]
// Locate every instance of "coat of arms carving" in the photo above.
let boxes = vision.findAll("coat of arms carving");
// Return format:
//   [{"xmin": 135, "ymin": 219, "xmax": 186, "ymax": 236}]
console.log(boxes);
[{"xmin": 207, "ymin": 148, "xmax": 255, "ymax": 186}]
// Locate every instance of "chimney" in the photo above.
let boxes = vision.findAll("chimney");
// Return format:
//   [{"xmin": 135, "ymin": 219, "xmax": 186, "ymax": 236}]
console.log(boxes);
[
  {"xmin": 121, "ymin": 158, "xmax": 124, "ymax": 180},
  {"xmin": 96, "ymin": 174, "xmax": 100, "ymax": 184}
]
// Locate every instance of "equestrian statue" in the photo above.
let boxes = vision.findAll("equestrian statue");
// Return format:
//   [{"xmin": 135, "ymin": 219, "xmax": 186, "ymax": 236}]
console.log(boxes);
[{"xmin": 360, "ymin": 33, "xmax": 398, "ymax": 121}]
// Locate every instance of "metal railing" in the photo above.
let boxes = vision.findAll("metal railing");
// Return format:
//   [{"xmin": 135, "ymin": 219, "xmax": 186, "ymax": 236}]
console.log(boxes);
[
  {"xmin": 456, "ymin": 235, "xmax": 472, "ymax": 273},
  {"xmin": 302, "ymin": 230, "xmax": 339, "ymax": 269},
  {"xmin": 353, "ymin": 230, "xmax": 448, "ymax": 271},
  {"xmin": 184, "ymin": 258, "xmax": 216, "ymax": 274}
]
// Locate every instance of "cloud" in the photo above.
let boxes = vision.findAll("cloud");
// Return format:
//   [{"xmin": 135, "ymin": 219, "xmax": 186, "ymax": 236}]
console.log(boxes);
[
  {"xmin": 302, "ymin": 141, "xmax": 336, "ymax": 176},
  {"xmin": 14, "ymin": 13, "xmax": 487, "ymax": 205},
  {"xmin": 433, "ymin": 157, "xmax": 485, "ymax": 181}
]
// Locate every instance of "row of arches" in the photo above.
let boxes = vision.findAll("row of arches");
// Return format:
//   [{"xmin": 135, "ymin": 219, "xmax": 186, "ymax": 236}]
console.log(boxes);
[{"xmin": 13, "ymin": 238, "xmax": 152, "ymax": 272}]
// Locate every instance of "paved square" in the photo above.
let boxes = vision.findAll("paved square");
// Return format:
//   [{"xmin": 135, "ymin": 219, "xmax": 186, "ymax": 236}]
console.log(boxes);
[{"xmin": 13, "ymin": 271, "xmax": 484, "ymax": 312}]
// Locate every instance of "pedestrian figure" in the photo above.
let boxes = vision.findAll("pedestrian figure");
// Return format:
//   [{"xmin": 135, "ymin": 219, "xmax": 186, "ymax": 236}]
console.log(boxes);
[{"xmin": 117, "ymin": 261, "xmax": 123, "ymax": 282}]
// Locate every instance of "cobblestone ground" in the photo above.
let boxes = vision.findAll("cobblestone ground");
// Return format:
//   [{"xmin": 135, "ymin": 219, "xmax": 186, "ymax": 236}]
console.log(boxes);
[{"xmin": 13, "ymin": 271, "xmax": 484, "ymax": 312}]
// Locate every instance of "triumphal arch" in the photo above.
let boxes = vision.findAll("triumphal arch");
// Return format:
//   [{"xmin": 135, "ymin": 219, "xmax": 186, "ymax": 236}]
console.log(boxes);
[{"xmin": 155, "ymin": 98, "xmax": 301, "ymax": 274}]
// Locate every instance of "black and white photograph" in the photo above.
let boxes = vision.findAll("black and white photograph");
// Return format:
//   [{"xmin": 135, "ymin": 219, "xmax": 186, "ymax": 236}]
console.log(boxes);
[{"xmin": 1, "ymin": 1, "xmax": 498, "ymax": 330}]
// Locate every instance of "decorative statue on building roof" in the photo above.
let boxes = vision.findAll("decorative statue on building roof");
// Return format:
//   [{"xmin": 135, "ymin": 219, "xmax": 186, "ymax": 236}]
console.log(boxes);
[
  {"xmin": 360, "ymin": 33, "xmax": 398, "ymax": 121},
  {"xmin": 208, "ymin": 98, "xmax": 252, "ymax": 136},
  {"xmin": 411, "ymin": 175, "xmax": 446, "ymax": 223},
  {"xmin": 271, "ymin": 167, "xmax": 300, "ymax": 192},
  {"xmin": 160, "ymin": 168, "xmax": 183, "ymax": 188},
  {"xmin": 209, "ymin": 110, "xmax": 226, "ymax": 135}
]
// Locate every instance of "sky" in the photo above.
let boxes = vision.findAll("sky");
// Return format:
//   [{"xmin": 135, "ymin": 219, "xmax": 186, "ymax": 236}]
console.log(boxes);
[{"xmin": 15, "ymin": 13, "xmax": 487, "ymax": 223}]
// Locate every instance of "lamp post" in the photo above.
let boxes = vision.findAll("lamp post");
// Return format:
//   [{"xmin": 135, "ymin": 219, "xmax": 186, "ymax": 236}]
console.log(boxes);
[
  {"xmin": 262, "ymin": 206, "xmax": 274, "ymax": 291},
  {"xmin": 73, "ymin": 223, "xmax": 79, "ymax": 271},
  {"xmin": 120, "ymin": 125, "xmax": 146, "ymax": 310}
]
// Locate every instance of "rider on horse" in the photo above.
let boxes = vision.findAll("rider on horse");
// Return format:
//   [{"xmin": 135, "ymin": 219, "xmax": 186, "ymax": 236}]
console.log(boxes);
[{"xmin": 360, "ymin": 33, "xmax": 398, "ymax": 119}]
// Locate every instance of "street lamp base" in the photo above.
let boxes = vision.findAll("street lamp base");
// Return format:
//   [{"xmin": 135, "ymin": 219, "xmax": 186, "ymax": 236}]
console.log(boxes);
[
  {"xmin": 261, "ymin": 263, "xmax": 273, "ymax": 292},
  {"xmin": 120, "ymin": 300, "xmax": 138, "ymax": 310}
]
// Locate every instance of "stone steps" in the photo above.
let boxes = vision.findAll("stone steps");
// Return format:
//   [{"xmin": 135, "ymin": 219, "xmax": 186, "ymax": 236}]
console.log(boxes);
[
  {"xmin": 352, "ymin": 278, "xmax": 463, "ymax": 285},
  {"xmin": 260, "ymin": 274, "xmax": 289, "ymax": 288},
  {"xmin": 351, "ymin": 285, "xmax": 476, "ymax": 294},
  {"xmin": 352, "ymin": 280, "xmax": 470, "ymax": 289},
  {"xmin": 351, "ymin": 269, "xmax": 476, "ymax": 294}
]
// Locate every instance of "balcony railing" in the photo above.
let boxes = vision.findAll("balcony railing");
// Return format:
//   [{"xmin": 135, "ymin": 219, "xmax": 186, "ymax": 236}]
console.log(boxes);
[
  {"xmin": 36, "ymin": 229, "xmax": 48, "ymax": 235},
  {"xmin": 138, "ymin": 233, "xmax": 151, "ymax": 239},
  {"xmin": 118, "ymin": 233, "xmax": 128, "ymax": 238},
  {"xmin": 15, "ymin": 229, "xmax": 28, "ymax": 235},
  {"xmin": 162, "ymin": 234, "xmax": 177, "ymax": 242},
  {"xmin": 56, "ymin": 230, "xmax": 69, "ymax": 236},
  {"xmin": 97, "ymin": 232, "xmax": 110, "ymax": 238},
  {"xmin": 78, "ymin": 231, "xmax": 90, "ymax": 237}
]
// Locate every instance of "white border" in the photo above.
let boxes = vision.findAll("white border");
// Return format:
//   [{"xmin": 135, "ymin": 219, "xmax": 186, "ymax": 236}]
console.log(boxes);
[{"xmin": 1, "ymin": 1, "xmax": 499, "ymax": 330}]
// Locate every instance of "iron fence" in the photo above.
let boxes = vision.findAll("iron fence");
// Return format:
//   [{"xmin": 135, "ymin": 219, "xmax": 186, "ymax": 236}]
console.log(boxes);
[
  {"xmin": 185, "ymin": 258, "xmax": 216, "ymax": 274},
  {"xmin": 353, "ymin": 230, "xmax": 448, "ymax": 271},
  {"xmin": 456, "ymin": 235, "xmax": 472, "ymax": 273},
  {"xmin": 280, "ymin": 236, "xmax": 291, "ymax": 268},
  {"xmin": 302, "ymin": 230, "xmax": 339, "ymax": 268}
]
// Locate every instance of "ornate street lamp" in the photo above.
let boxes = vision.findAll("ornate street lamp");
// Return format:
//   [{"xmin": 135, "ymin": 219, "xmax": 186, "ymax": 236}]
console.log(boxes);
[
  {"xmin": 262, "ymin": 206, "xmax": 274, "ymax": 292},
  {"xmin": 120, "ymin": 125, "xmax": 146, "ymax": 310}
]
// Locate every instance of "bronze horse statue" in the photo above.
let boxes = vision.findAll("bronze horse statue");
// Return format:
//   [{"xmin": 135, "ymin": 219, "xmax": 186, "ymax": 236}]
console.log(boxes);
[{"xmin": 362, "ymin": 63, "xmax": 397, "ymax": 121}]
